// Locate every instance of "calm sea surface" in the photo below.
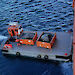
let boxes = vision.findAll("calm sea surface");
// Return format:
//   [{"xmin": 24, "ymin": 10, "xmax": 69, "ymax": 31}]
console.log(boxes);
[{"xmin": 0, "ymin": 0, "xmax": 73, "ymax": 75}]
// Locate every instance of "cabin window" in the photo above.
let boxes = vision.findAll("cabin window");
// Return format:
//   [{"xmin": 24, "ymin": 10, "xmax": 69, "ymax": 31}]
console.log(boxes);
[
  {"xmin": 9, "ymin": 29, "xmax": 11, "ymax": 32},
  {"xmin": 15, "ymin": 29, "xmax": 18, "ymax": 32}
]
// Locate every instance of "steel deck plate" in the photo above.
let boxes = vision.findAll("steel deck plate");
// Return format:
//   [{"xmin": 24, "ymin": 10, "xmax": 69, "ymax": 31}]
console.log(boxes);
[{"xmin": 2, "ymin": 32, "xmax": 73, "ymax": 61}]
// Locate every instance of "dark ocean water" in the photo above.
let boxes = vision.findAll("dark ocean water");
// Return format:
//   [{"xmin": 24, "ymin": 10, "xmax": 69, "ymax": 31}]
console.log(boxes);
[{"xmin": 0, "ymin": 0, "xmax": 73, "ymax": 75}]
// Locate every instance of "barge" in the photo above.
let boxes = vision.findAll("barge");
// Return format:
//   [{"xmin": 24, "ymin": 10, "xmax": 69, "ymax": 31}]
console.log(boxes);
[{"xmin": 1, "ymin": 22, "xmax": 73, "ymax": 61}]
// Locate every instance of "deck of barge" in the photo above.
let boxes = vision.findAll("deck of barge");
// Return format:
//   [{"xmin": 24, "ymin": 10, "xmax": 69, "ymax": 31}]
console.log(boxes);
[{"xmin": 2, "ymin": 32, "xmax": 73, "ymax": 61}]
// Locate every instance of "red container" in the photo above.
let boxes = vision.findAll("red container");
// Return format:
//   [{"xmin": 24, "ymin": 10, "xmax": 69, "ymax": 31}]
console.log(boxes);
[
  {"xmin": 37, "ymin": 32, "xmax": 56, "ymax": 49},
  {"xmin": 19, "ymin": 31, "xmax": 37, "ymax": 45}
]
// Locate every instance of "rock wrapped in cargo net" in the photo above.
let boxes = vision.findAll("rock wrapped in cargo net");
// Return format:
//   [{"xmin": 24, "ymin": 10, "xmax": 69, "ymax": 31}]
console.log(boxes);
[{"xmin": 40, "ymin": 33, "xmax": 53, "ymax": 42}]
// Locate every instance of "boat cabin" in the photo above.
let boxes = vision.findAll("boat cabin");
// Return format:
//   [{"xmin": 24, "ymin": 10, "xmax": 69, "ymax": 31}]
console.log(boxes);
[{"xmin": 8, "ymin": 22, "xmax": 23, "ymax": 37}]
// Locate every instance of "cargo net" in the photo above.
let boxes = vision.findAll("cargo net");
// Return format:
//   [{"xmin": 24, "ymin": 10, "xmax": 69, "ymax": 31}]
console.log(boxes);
[
  {"xmin": 39, "ymin": 33, "xmax": 54, "ymax": 43},
  {"xmin": 21, "ymin": 33, "xmax": 35, "ymax": 40}
]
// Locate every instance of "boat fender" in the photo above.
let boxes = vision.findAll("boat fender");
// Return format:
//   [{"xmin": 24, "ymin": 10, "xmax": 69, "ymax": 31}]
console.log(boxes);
[
  {"xmin": 37, "ymin": 54, "xmax": 41, "ymax": 59},
  {"xmin": 44, "ymin": 55, "xmax": 48, "ymax": 60},
  {"xmin": 16, "ymin": 52, "xmax": 20, "ymax": 56}
]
